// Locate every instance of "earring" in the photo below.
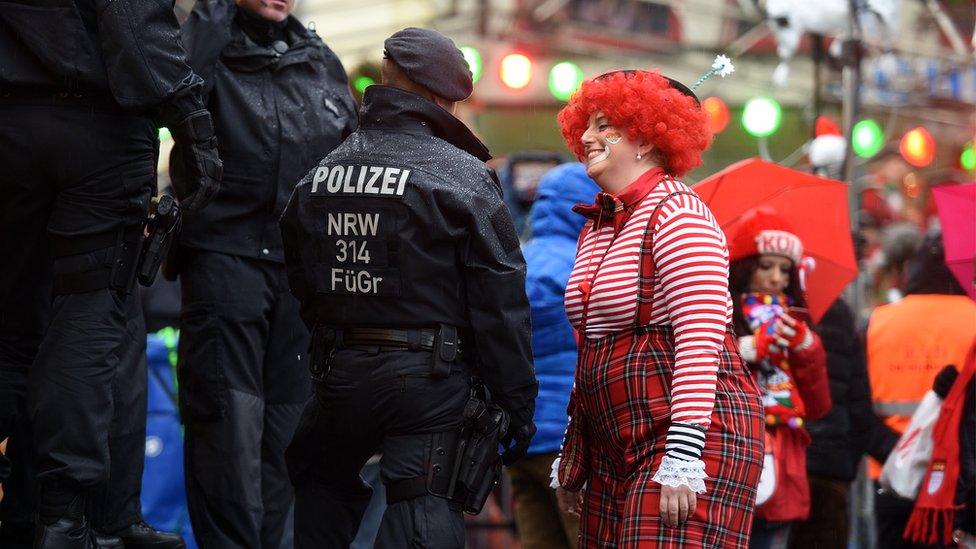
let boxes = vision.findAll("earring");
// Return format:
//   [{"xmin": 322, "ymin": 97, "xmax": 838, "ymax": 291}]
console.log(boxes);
[{"xmin": 636, "ymin": 152, "xmax": 642, "ymax": 160}]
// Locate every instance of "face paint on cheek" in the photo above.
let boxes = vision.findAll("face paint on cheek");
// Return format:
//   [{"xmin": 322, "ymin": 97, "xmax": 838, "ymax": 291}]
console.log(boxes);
[
  {"xmin": 588, "ymin": 145, "xmax": 610, "ymax": 166},
  {"xmin": 587, "ymin": 131, "xmax": 620, "ymax": 166}
]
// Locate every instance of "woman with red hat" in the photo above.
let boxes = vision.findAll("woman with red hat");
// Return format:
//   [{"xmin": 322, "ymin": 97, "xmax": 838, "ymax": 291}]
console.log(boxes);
[
  {"xmin": 726, "ymin": 209, "xmax": 832, "ymax": 548},
  {"xmin": 551, "ymin": 69, "xmax": 764, "ymax": 547}
]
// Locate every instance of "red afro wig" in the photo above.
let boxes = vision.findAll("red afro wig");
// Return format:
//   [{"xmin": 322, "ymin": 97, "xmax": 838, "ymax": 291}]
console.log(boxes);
[{"xmin": 557, "ymin": 70, "xmax": 712, "ymax": 178}]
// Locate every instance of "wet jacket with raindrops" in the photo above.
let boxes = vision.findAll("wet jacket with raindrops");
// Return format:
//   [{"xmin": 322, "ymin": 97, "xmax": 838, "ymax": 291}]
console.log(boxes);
[
  {"xmin": 279, "ymin": 85, "xmax": 538, "ymax": 429},
  {"xmin": 0, "ymin": 0, "xmax": 206, "ymax": 125},
  {"xmin": 172, "ymin": 0, "xmax": 357, "ymax": 262}
]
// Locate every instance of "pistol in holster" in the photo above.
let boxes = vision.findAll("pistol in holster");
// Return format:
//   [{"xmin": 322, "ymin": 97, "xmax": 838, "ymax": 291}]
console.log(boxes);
[
  {"xmin": 137, "ymin": 195, "xmax": 181, "ymax": 287},
  {"xmin": 431, "ymin": 382, "xmax": 510, "ymax": 515},
  {"xmin": 386, "ymin": 382, "xmax": 509, "ymax": 515},
  {"xmin": 309, "ymin": 326, "xmax": 339, "ymax": 383}
]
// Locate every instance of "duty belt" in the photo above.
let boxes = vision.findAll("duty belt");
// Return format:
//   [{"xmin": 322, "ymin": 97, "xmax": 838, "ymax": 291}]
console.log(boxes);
[
  {"xmin": 50, "ymin": 225, "xmax": 145, "ymax": 295},
  {"xmin": 335, "ymin": 327, "xmax": 464, "ymax": 356},
  {"xmin": 310, "ymin": 324, "xmax": 466, "ymax": 380}
]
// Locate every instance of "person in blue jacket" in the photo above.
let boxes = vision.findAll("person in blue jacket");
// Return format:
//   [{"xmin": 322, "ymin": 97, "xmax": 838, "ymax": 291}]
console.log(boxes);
[{"xmin": 509, "ymin": 162, "xmax": 598, "ymax": 549}]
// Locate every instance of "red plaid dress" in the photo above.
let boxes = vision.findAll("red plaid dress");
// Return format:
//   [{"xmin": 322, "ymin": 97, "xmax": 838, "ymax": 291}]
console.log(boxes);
[{"xmin": 559, "ymin": 173, "xmax": 764, "ymax": 548}]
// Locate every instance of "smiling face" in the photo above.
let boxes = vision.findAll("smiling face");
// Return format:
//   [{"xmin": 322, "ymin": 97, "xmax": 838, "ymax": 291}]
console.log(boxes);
[
  {"xmin": 749, "ymin": 254, "xmax": 794, "ymax": 294},
  {"xmin": 579, "ymin": 111, "xmax": 650, "ymax": 191},
  {"xmin": 237, "ymin": 0, "xmax": 294, "ymax": 21}
]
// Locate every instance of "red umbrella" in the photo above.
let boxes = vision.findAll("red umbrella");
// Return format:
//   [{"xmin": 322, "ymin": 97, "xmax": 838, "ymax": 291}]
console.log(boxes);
[
  {"xmin": 931, "ymin": 183, "xmax": 976, "ymax": 300},
  {"xmin": 693, "ymin": 158, "xmax": 857, "ymax": 323}
]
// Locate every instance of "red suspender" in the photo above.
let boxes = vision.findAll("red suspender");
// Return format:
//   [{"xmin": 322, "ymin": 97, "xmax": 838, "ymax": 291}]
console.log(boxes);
[{"xmin": 635, "ymin": 191, "xmax": 697, "ymax": 327}]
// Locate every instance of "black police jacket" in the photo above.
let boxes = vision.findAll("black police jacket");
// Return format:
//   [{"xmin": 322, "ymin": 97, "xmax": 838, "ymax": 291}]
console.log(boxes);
[
  {"xmin": 171, "ymin": 1, "xmax": 357, "ymax": 262},
  {"xmin": 0, "ymin": 0, "xmax": 204, "ymax": 124},
  {"xmin": 280, "ymin": 85, "xmax": 537, "ymax": 427}
]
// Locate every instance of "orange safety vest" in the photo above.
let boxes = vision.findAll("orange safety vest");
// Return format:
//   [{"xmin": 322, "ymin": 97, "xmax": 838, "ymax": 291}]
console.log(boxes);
[{"xmin": 866, "ymin": 294, "xmax": 976, "ymax": 478}]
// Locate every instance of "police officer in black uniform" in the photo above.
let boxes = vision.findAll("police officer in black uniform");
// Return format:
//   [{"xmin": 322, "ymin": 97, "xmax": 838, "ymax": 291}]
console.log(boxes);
[
  {"xmin": 0, "ymin": 1, "xmax": 220, "ymax": 548},
  {"xmin": 170, "ymin": 0, "xmax": 357, "ymax": 546},
  {"xmin": 280, "ymin": 28, "xmax": 538, "ymax": 548}
]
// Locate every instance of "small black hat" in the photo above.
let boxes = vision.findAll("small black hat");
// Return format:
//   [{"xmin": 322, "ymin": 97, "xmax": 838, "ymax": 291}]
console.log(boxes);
[
  {"xmin": 595, "ymin": 70, "xmax": 700, "ymax": 104},
  {"xmin": 383, "ymin": 27, "xmax": 473, "ymax": 102}
]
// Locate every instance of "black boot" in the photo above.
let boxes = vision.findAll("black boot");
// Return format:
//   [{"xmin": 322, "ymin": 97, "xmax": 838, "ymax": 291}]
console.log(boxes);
[
  {"xmin": 33, "ymin": 493, "xmax": 93, "ymax": 549},
  {"xmin": 111, "ymin": 521, "xmax": 185, "ymax": 549}
]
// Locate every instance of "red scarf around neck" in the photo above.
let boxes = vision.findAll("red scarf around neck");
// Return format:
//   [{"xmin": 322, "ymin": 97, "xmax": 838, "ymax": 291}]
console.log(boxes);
[{"xmin": 904, "ymin": 338, "xmax": 976, "ymax": 546}]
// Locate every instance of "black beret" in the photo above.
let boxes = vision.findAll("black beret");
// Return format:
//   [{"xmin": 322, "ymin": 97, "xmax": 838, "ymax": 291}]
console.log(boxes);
[{"xmin": 383, "ymin": 27, "xmax": 473, "ymax": 102}]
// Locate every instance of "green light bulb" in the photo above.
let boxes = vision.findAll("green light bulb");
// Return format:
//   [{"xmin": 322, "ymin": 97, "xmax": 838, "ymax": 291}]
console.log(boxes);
[
  {"xmin": 742, "ymin": 97, "xmax": 782, "ymax": 138},
  {"xmin": 460, "ymin": 46, "xmax": 483, "ymax": 83},
  {"xmin": 962, "ymin": 141, "xmax": 975, "ymax": 172},
  {"xmin": 852, "ymin": 119, "xmax": 884, "ymax": 158},
  {"xmin": 353, "ymin": 76, "xmax": 374, "ymax": 94},
  {"xmin": 548, "ymin": 61, "xmax": 583, "ymax": 101}
]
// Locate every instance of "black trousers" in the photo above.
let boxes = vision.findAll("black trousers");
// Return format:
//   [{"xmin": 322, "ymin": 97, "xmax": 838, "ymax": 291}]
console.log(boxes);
[
  {"xmin": 32, "ymin": 290, "xmax": 148, "ymax": 532},
  {"xmin": 788, "ymin": 476, "xmax": 849, "ymax": 549},
  {"xmin": 0, "ymin": 102, "xmax": 54, "ymax": 542},
  {"xmin": 0, "ymin": 101, "xmax": 155, "ymax": 532},
  {"xmin": 286, "ymin": 348, "xmax": 470, "ymax": 549},
  {"xmin": 177, "ymin": 250, "xmax": 310, "ymax": 549},
  {"xmin": 0, "ymin": 144, "xmax": 47, "ymax": 543}
]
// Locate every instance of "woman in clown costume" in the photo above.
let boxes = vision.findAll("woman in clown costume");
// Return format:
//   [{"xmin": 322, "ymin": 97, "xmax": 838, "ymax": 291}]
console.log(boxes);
[
  {"xmin": 552, "ymin": 65, "xmax": 765, "ymax": 548},
  {"xmin": 726, "ymin": 208, "xmax": 832, "ymax": 549}
]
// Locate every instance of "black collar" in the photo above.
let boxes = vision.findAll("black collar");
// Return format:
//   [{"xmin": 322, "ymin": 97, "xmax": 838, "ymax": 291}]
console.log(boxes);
[
  {"xmin": 221, "ymin": 9, "xmax": 319, "ymax": 71},
  {"xmin": 359, "ymin": 86, "xmax": 491, "ymax": 162},
  {"xmin": 234, "ymin": 8, "xmax": 288, "ymax": 47}
]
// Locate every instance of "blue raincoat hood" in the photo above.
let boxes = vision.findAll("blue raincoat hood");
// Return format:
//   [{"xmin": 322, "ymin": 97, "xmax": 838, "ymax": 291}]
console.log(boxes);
[{"xmin": 527, "ymin": 163, "xmax": 600, "ymax": 241}]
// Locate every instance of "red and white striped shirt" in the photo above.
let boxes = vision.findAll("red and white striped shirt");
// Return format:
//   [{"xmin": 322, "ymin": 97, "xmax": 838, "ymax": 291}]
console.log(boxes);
[{"xmin": 565, "ymin": 173, "xmax": 732, "ymax": 432}]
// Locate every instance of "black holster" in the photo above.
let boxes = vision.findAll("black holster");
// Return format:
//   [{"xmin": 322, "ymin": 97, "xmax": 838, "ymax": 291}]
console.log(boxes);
[
  {"xmin": 448, "ymin": 384, "xmax": 509, "ymax": 514},
  {"xmin": 309, "ymin": 326, "xmax": 339, "ymax": 382},
  {"xmin": 386, "ymin": 382, "xmax": 508, "ymax": 515}
]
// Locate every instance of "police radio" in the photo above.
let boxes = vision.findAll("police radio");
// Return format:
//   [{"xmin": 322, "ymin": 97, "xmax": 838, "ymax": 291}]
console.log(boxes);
[{"xmin": 137, "ymin": 195, "xmax": 182, "ymax": 287}]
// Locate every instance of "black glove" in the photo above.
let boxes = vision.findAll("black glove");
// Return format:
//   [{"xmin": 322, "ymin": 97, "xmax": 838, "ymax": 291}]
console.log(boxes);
[
  {"xmin": 933, "ymin": 365, "xmax": 959, "ymax": 399},
  {"xmin": 500, "ymin": 420, "xmax": 536, "ymax": 466},
  {"xmin": 170, "ymin": 110, "xmax": 222, "ymax": 212}
]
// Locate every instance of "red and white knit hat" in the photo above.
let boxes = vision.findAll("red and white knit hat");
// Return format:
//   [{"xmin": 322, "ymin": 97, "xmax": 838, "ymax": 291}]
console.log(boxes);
[{"xmin": 727, "ymin": 208, "xmax": 804, "ymax": 265}]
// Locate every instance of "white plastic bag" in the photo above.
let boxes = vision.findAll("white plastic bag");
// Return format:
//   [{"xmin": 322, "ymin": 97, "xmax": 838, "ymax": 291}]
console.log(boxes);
[
  {"xmin": 756, "ymin": 451, "xmax": 776, "ymax": 505},
  {"xmin": 756, "ymin": 431, "xmax": 776, "ymax": 505},
  {"xmin": 880, "ymin": 390, "xmax": 941, "ymax": 499}
]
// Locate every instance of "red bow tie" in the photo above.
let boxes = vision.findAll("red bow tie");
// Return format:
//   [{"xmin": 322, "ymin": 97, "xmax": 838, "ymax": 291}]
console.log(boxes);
[{"xmin": 573, "ymin": 192, "xmax": 628, "ymax": 232}]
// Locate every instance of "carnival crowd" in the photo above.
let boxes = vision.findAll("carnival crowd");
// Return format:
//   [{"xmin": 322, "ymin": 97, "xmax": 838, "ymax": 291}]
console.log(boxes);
[{"xmin": 1, "ymin": 0, "xmax": 974, "ymax": 548}]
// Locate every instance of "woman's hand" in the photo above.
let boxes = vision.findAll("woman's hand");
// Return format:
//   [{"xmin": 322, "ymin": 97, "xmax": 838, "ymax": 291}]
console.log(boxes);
[
  {"xmin": 659, "ymin": 484, "xmax": 696, "ymax": 527},
  {"xmin": 773, "ymin": 312, "xmax": 812, "ymax": 350},
  {"xmin": 556, "ymin": 486, "xmax": 582, "ymax": 519}
]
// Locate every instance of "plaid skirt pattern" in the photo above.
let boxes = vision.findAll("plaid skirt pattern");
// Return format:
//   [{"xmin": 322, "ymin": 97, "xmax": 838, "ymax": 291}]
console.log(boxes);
[{"xmin": 560, "ymin": 324, "xmax": 764, "ymax": 548}]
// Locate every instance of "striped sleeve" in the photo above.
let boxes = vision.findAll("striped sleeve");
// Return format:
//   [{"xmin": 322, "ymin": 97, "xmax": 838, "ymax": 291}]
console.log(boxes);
[{"xmin": 652, "ymin": 197, "xmax": 731, "ymax": 461}]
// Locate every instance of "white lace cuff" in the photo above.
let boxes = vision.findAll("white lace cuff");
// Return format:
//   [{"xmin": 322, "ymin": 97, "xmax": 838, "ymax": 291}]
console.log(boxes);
[
  {"xmin": 651, "ymin": 455, "xmax": 708, "ymax": 494},
  {"xmin": 737, "ymin": 335, "xmax": 757, "ymax": 363},
  {"xmin": 549, "ymin": 456, "xmax": 561, "ymax": 489}
]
